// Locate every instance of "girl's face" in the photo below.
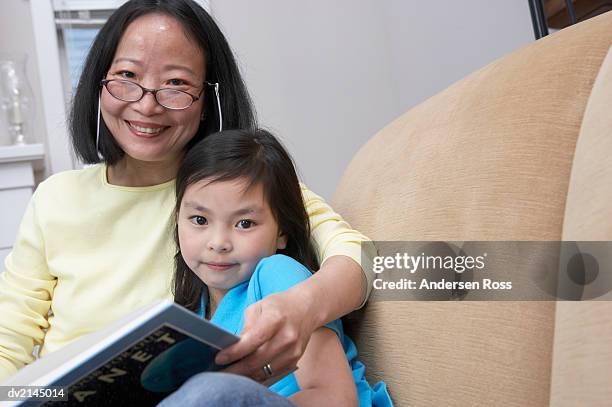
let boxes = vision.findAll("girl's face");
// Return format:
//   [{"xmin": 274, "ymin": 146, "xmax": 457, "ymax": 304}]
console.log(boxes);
[
  {"xmin": 101, "ymin": 13, "xmax": 205, "ymax": 168},
  {"xmin": 178, "ymin": 178, "xmax": 288, "ymax": 296}
]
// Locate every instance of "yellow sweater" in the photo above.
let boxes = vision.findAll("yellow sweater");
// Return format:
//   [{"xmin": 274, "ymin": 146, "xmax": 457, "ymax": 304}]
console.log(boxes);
[{"xmin": 0, "ymin": 165, "xmax": 373, "ymax": 381}]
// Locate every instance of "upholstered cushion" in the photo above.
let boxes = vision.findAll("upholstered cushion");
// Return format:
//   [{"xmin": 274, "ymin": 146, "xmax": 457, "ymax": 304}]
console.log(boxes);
[
  {"xmin": 550, "ymin": 45, "xmax": 612, "ymax": 406},
  {"xmin": 562, "ymin": 45, "xmax": 612, "ymax": 241},
  {"xmin": 333, "ymin": 12, "xmax": 612, "ymax": 406}
]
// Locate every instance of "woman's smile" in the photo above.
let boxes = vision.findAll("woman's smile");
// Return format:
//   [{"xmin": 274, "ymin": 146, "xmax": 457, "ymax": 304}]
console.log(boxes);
[{"xmin": 125, "ymin": 120, "xmax": 169, "ymax": 137}]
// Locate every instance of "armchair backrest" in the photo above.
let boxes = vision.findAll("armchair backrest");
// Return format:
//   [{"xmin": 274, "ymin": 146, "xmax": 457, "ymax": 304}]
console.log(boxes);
[{"xmin": 333, "ymin": 12, "xmax": 612, "ymax": 406}]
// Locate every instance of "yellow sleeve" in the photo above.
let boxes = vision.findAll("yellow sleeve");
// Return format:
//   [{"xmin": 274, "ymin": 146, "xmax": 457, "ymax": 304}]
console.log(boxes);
[
  {"xmin": 300, "ymin": 183, "xmax": 376, "ymax": 308},
  {"xmin": 0, "ymin": 192, "xmax": 55, "ymax": 382}
]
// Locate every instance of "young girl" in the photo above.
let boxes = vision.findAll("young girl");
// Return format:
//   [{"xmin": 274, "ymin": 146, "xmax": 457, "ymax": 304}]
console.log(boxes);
[{"xmin": 171, "ymin": 129, "xmax": 393, "ymax": 406}]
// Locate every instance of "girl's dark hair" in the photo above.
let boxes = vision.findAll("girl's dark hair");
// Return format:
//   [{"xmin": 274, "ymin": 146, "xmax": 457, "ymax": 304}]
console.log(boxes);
[
  {"xmin": 173, "ymin": 129, "xmax": 319, "ymax": 312},
  {"xmin": 70, "ymin": 0, "xmax": 255, "ymax": 164}
]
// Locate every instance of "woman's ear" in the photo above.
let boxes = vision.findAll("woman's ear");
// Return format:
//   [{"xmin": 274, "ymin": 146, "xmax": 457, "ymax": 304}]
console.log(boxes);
[{"xmin": 276, "ymin": 232, "xmax": 287, "ymax": 250}]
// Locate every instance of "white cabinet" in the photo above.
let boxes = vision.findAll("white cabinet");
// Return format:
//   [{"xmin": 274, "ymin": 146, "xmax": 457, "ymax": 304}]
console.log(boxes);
[{"xmin": 0, "ymin": 144, "xmax": 44, "ymax": 267}]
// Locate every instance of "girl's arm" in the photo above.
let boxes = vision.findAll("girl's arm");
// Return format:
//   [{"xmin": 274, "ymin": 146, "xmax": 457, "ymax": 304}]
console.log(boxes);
[
  {"xmin": 217, "ymin": 185, "xmax": 375, "ymax": 383},
  {"xmin": 289, "ymin": 327, "xmax": 358, "ymax": 407}
]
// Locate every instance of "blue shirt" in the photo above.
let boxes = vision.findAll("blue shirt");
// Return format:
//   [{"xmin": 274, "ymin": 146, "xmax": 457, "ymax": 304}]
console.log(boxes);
[{"xmin": 199, "ymin": 254, "xmax": 393, "ymax": 407}]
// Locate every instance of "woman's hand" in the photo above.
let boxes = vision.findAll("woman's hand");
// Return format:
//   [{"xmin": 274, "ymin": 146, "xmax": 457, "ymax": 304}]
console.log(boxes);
[
  {"xmin": 215, "ymin": 286, "xmax": 319, "ymax": 384},
  {"xmin": 215, "ymin": 255, "xmax": 364, "ymax": 383}
]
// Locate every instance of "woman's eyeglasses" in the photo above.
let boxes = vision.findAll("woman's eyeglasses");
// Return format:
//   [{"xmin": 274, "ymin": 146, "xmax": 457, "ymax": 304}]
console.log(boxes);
[
  {"xmin": 95, "ymin": 79, "xmax": 223, "ymax": 159},
  {"xmin": 100, "ymin": 79, "xmax": 203, "ymax": 110}
]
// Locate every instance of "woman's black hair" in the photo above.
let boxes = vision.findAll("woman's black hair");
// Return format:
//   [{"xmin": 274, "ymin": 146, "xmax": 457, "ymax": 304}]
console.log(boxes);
[
  {"xmin": 70, "ymin": 0, "xmax": 255, "ymax": 164},
  {"xmin": 173, "ymin": 129, "xmax": 319, "ymax": 312}
]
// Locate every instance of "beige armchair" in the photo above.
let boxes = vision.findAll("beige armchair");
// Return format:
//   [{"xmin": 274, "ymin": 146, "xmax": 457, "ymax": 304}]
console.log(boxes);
[{"xmin": 333, "ymin": 12, "xmax": 612, "ymax": 406}]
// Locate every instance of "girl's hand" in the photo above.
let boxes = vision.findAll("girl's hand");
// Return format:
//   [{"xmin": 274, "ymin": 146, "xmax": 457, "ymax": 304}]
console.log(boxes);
[{"xmin": 215, "ymin": 286, "xmax": 318, "ymax": 383}]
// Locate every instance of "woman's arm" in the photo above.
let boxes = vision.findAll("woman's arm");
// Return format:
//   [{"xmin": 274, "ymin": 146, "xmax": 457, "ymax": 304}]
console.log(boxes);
[
  {"xmin": 217, "ymin": 255, "xmax": 363, "ymax": 381},
  {"xmin": 289, "ymin": 327, "xmax": 358, "ymax": 406},
  {"xmin": 217, "ymin": 185, "xmax": 374, "ymax": 383},
  {"xmin": 300, "ymin": 184, "xmax": 375, "ymax": 309},
  {"xmin": 294, "ymin": 255, "xmax": 364, "ymax": 331},
  {"xmin": 0, "ymin": 195, "xmax": 54, "ymax": 381}
]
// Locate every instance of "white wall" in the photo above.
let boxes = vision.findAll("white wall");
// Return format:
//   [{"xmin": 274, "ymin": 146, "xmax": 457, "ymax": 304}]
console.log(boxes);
[
  {"xmin": 211, "ymin": 0, "xmax": 534, "ymax": 199},
  {"xmin": 211, "ymin": 0, "xmax": 399, "ymax": 200},
  {"xmin": 381, "ymin": 1, "xmax": 535, "ymax": 112}
]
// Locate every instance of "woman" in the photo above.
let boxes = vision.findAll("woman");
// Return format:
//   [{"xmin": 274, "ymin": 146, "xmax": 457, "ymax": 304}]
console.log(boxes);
[{"xmin": 0, "ymin": 0, "xmax": 375, "ymax": 402}]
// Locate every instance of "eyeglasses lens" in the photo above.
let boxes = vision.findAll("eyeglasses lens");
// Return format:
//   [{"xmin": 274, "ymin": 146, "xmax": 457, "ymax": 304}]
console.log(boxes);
[
  {"xmin": 157, "ymin": 89, "xmax": 192, "ymax": 110},
  {"xmin": 106, "ymin": 80, "xmax": 142, "ymax": 102}
]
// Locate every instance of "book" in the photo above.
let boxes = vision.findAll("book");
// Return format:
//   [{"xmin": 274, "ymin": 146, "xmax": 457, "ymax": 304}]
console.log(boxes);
[{"xmin": 1, "ymin": 300, "xmax": 239, "ymax": 406}]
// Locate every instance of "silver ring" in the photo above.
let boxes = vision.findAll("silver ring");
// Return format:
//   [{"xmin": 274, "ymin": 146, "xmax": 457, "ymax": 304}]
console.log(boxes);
[{"xmin": 262, "ymin": 363, "xmax": 273, "ymax": 378}]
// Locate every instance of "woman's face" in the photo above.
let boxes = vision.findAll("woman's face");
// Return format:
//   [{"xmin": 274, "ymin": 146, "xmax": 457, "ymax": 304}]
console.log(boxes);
[{"xmin": 101, "ymin": 13, "xmax": 205, "ymax": 167}]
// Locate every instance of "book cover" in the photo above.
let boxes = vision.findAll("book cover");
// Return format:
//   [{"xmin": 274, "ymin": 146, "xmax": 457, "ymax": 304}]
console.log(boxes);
[{"xmin": 2, "ymin": 300, "xmax": 239, "ymax": 406}]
